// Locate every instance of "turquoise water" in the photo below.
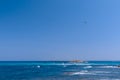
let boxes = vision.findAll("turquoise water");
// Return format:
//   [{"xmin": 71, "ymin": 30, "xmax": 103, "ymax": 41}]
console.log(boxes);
[{"xmin": 0, "ymin": 61, "xmax": 120, "ymax": 80}]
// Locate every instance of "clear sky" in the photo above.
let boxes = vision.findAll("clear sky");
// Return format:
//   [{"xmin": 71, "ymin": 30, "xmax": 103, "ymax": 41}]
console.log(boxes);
[{"xmin": 0, "ymin": 0, "xmax": 120, "ymax": 61}]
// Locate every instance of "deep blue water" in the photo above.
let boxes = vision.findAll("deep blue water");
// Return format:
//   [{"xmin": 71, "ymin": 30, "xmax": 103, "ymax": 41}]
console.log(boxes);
[{"xmin": 1, "ymin": 61, "xmax": 120, "ymax": 80}]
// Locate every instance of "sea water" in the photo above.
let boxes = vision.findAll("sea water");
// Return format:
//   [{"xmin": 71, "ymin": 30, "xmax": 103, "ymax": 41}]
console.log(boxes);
[{"xmin": 0, "ymin": 61, "xmax": 120, "ymax": 80}]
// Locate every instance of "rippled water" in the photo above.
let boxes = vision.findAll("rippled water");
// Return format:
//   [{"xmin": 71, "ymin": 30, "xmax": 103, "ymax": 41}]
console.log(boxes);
[{"xmin": 0, "ymin": 61, "xmax": 120, "ymax": 80}]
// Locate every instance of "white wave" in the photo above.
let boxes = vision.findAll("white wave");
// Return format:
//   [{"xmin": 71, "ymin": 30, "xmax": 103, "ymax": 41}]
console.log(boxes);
[
  {"xmin": 37, "ymin": 65, "xmax": 40, "ymax": 68},
  {"xmin": 84, "ymin": 66, "xmax": 92, "ymax": 68},
  {"xmin": 62, "ymin": 63, "xmax": 67, "ymax": 67},
  {"xmin": 51, "ymin": 63, "xmax": 91, "ymax": 66},
  {"xmin": 98, "ymin": 66, "xmax": 118, "ymax": 68},
  {"xmin": 68, "ymin": 70, "xmax": 95, "ymax": 75},
  {"xmin": 100, "ymin": 79, "xmax": 120, "ymax": 80},
  {"xmin": 93, "ymin": 71, "xmax": 110, "ymax": 74}
]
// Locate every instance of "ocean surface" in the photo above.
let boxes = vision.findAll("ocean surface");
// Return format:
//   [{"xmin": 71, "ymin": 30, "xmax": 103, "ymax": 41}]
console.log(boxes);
[{"xmin": 1, "ymin": 61, "xmax": 120, "ymax": 80}]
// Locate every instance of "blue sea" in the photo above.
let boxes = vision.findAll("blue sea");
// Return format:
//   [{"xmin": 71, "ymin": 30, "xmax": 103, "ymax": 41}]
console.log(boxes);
[{"xmin": 1, "ymin": 61, "xmax": 120, "ymax": 80}]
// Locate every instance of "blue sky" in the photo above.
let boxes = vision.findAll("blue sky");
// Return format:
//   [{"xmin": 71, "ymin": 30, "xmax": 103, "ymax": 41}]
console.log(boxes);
[{"xmin": 0, "ymin": 0, "xmax": 120, "ymax": 61}]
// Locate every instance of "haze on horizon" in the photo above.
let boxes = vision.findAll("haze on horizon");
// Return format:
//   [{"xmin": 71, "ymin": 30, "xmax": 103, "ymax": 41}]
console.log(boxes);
[{"xmin": 0, "ymin": 0, "xmax": 120, "ymax": 61}]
